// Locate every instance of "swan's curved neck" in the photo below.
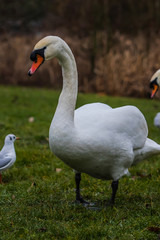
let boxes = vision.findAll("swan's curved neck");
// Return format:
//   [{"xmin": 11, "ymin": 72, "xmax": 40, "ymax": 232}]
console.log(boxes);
[{"xmin": 53, "ymin": 41, "xmax": 78, "ymax": 126}]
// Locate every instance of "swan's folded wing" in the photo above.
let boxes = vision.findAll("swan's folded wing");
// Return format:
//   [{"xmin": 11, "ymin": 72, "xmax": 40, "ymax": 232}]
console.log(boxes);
[
  {"xmin": 75, "ymin": 105, "xmax": 148, "ymax": 150},
  {"xmin": 0, "ymin": 157, "xmax": 12, "ymax": 169}
]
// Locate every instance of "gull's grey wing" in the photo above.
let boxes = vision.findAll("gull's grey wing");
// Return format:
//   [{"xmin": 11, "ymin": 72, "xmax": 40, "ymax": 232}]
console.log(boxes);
[{"xmin": 0, "ymin": 157, "xmax": 12, "ymax": 168}]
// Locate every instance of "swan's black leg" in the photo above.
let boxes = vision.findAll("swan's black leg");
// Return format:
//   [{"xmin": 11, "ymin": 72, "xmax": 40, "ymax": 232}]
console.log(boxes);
[
  {"xmin": 74, "ymin": 172, "xmax": 96, "ymax": 208},
  {"xmin": 75, "ymin": 172, "xmax": 84, "ymax": 203},
  {"xmin": 109, "ymin": 180, "xmax": 119, "ymax": 205},
  {"xmin": 75, "ymin": 172, "xmax": 90, "ymax": 205}
]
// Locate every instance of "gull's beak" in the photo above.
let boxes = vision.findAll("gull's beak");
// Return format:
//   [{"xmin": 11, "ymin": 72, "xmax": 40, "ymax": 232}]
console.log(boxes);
[
  {"xmin": 28, "ymin": 54, "xmax": 44, "ymax": 76},
  {"xmin": 151, "ymin": 84, "xmax": 159, "ymax": 98},
  {"xmin": 16, "ymin": 137, "xmax": 20, "ymax": 140}
]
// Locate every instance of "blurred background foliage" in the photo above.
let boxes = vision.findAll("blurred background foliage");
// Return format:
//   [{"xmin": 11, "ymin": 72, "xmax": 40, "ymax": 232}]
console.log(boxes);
[
  {"xmin": 2, "ymin": 0, "xmax": 160, "ymax": 35},
  {"xmin": 1, "ymin": 0, "xmax": 160, "ymax": 97}
]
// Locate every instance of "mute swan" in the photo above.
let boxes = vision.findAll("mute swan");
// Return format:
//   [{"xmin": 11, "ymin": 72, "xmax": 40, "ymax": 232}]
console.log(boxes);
[
  {"xmin": 28, "ymin": 36, "xmax": 160, "ymax": 205},
  {"xmin": 0, "ymin": 134, "xmax": 19, "ymax": 184},
  {"xmin": 150, "ymin": 69, "xmax": 160, "ymax": 98},
  {"xmin": 150, "ymin": 70, "xmax": 160, "ymax": 127}
]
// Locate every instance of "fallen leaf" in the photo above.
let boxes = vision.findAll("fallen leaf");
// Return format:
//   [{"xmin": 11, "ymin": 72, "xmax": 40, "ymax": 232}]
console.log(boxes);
[
  {"xmin": 28, "ymin": 117, "xmax": 35, "ymax": 123},
  {"xmin": 145, "ymin": 203, "xmax": 152, "ymax": 208},
  {"xmin": 131, "ymin": 176, "xmax": 137, "ymax": 180},
  {"xmin": 148, "ymin": 226, "xmax": 160, "ymax": 233},
  {"xmin": 27, "ymin": 182, "xmax": 36, "ymax": 192},
  {"xmin": 12, "ymin": 195, "xmax": 15, "ymax": 200},
  {"xmin": 56, "ymin": 168, "xmax": 62, "ymax": 173},
  {"xmin": 136, "ymin": 172, "xmax": 152, "ymax": 178},
  {"xmin": 38, "ymin": 227, "xmax": 47, "ymax": 232}
]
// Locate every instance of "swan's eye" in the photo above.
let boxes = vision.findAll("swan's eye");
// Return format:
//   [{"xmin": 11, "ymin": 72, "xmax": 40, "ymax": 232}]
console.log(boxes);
[
  {"xmin": 9, "ymin": 137, "xmax": 12, "ymax": 141},
  {"xmin": 30, "ymin": 51, "xmax": 37, "ymax": 62},
  {"xmin": 30, "ymin": 47, "xmax": 46, "ymax": 62},
  {"xmin": 150, "ymin": 78, "xmax": 159, "ymax": 98}
]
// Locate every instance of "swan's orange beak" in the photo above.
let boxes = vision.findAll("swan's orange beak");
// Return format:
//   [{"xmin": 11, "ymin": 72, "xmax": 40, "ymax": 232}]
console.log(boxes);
[
  {"xmin": 151, "ymin": 84, "xmax": 159, "ymax": 98},
  {"xmin": 28, "ymin": 54, "xmax": 44, "ymax": 76},
  {"xmin": 16, "ymin": 137, "xmax": 20, "ymax": 140}
]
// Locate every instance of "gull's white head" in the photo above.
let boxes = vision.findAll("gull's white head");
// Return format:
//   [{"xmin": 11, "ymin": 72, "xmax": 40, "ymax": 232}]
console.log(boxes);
[
  {"xmin": 28, "ymin": 36, "xmax": 63, "ymax": 76},
  {"xmin": 4, "ymin": 134, "xmax": 20, "ymax": 145},
  {"xmin": 150, "ymin": 69, "xmax": 160, "ymax": 98}
]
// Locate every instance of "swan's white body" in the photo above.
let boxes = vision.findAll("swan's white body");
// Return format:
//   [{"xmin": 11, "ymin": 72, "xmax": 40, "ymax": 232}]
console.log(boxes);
[
  {"xmin": 50, "ymin": 100, "xmax": 160, "ymax": 180},
  {"xmin": 31, "ymin": 36, "xmax": 160, "ymax": 182}
]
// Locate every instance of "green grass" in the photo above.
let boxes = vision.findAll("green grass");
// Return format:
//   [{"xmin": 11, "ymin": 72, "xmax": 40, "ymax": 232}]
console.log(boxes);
[{"xmin": 0, "ymin": 85, "xmax": 160, "ymax": 240}]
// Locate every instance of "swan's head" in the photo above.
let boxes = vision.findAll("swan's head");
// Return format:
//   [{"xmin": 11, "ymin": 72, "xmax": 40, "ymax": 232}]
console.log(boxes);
[
  {"xmin": 28, "ymin": 36, "xmax": 62, "ymax": 76},
  {"xmin": 150, "ymin": 69, "xmax": 160, "ymax": 98}
]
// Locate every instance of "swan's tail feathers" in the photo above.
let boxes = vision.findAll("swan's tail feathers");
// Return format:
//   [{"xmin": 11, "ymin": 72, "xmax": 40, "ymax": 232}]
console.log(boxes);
[
  {"xmin": 133, "ymin": 138, "xmax": 160, "ymax": 165},
  {"xmin": 124, "ymin": 169, "xmax": 131, "ymax": 176}
]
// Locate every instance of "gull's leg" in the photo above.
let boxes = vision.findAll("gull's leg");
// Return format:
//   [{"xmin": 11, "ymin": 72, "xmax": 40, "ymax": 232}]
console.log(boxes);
[
  {"xmin": 0, "ymin": 173, "xmax": 3, "ymax": 184},
  {"xmin": 109, "ymin": 180, "xmax": 119, "ymax": 205}
]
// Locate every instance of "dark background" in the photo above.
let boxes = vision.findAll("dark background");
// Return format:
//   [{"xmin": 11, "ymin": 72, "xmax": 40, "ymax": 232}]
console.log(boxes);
[{"xmin": 1, "ymin": 0, "xmax": 160, "ymax": 97}]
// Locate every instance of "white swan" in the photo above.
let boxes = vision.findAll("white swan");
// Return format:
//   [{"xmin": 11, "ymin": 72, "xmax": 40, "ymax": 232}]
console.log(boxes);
[
  {"xmin": 28, "ymin": 36, "xmax": 160, "ymax": 205},
  {"xmin": 150, "ymin": 69, "xmax": 160, "ymax": 98},
  {"xmin": 150, "ymin": 70, "xmax": 160, "ymax": 128}
]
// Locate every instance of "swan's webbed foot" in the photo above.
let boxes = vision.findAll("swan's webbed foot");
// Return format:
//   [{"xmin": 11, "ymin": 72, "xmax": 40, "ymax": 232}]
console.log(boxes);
[
  {"xmin": 75, "ymin": 195, "xmax": 91, "ymax": 206},
  {"xmin": 75, "ymin": 196, "xmax": 97, "ymax": 209}
]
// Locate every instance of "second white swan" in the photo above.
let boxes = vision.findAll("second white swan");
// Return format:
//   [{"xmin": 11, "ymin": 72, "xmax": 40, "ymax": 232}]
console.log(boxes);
[{"xmin": 28, "ymin": 36, "xmax": 160, "ymax": 205}]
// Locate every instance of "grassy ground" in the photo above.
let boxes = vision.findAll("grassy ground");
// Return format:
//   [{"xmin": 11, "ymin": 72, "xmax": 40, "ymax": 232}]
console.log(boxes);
[{"xmin": 0, "ymin": 85, "xmax": 159, "ymax": 240}]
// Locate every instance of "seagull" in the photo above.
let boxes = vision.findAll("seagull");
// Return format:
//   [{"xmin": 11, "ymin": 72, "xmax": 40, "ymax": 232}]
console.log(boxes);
[{"xmin": 0, "ymin": 134, "xmax": 19, "ymax": 184}]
